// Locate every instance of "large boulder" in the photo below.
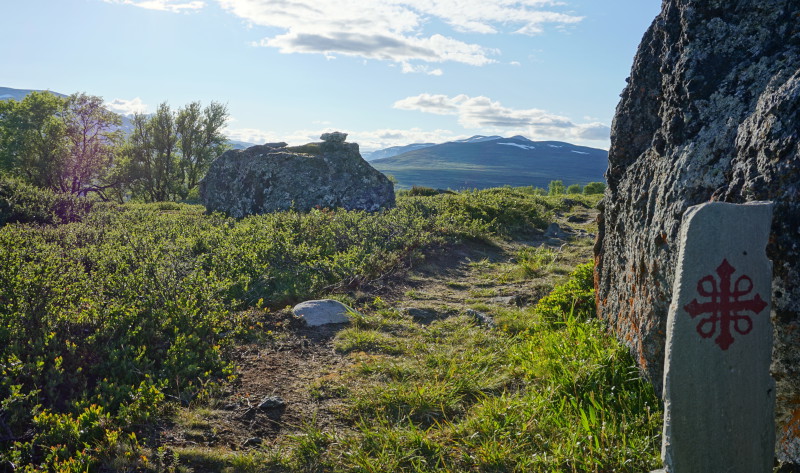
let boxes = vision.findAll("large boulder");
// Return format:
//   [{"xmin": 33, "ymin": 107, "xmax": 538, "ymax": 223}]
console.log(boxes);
[
  {"xmin": 594, "ymin": 0, "xmax": 800, "ymax": 462},
  {"xmin": 200, "ymin": 133, "xmax": 395, "ymax": 216}
]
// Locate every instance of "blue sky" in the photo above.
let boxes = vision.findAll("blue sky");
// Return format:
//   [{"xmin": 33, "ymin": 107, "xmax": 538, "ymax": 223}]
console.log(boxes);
[{"xmin": 2, "ymin": 0, "xmax": 661, "ymax": 151}]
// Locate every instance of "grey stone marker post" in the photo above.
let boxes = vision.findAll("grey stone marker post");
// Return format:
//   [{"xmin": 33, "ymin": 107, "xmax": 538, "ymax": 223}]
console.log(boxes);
[{"xmin": 654, "ymin": 202, "xmax": 775, "ymax": 472}]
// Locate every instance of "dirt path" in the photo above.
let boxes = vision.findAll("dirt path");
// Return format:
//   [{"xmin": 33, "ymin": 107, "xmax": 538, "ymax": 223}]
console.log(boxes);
[{"xmin": 161, "ymin": 203, "xmax": 599, "ymax": 455}]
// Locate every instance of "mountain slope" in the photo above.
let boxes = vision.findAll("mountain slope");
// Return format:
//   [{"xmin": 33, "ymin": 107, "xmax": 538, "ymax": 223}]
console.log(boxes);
[
  {"xmin": 0, "ymin": 87, "xmax": 67, "ymax": 101},
  {"xmin": 363, "ymin": 142, "xmax": 436, "ymax": 161},
  {"xmin": 370, "ymin": 135, "xmax": 607, "ymax": 190}
]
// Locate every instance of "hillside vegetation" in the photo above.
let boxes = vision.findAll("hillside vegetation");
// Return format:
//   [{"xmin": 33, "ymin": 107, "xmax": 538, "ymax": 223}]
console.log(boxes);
[{"xmin": 0, "ymin": 184, "xmax": 661, "ymax": 471}]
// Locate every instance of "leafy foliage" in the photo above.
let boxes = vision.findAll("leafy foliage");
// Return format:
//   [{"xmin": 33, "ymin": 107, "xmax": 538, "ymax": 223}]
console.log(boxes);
[
  {"xmin": 0, "ymin": 92, "xmax": 122, "ymax": 197},
  {"xmin": 583, "ymin": 181, "xmax": 606, "ymax": 195},
  {"xmin": 0, "ymin": 91, "xmax": 69, "ymax": 189},
  {"xmin": 404, "ymin": 185, "xmax": 442, "ymax": 197},
  {"xmin": 548, "ymin": 179, "xmax": 566, "ymax": 195},
  {"xmin": 533, "ymin": 262, "xmax": 596, "ymax": 323},
  {"xmin": 0, "ymin": 187, "xmax": 557, "ymax": 469},
  {"xmin": 0, "ymin": 176, "xmax": 93, "ymax": 226},
  {"xmin": 567, "ymin": 183, "xmax": 582, "ymax": 194},
  {"xmin": 118, "ymin": 101, "xmax": 228, "ymax": 202}
]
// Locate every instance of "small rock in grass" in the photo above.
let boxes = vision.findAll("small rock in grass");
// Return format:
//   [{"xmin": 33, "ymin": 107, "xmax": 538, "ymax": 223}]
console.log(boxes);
[
  {"xmin": 242, "ymin": 437, "xmax": 263, "ymax": 448},
  {"xmin": 400, "ymin": 307, "xmax": 442, "ymax": 323},
  {"xmin": 489, "ymin": 295, "xmax": 522, "ymax": 306},
  {"xmin": 292, "ymin": 299, "xmax": 357, "ymax": 327},
  {"xmin": 258, "ymin": 396, "xmax": 286, "ymax": 410},
  {"xmin": 544, "ymin": 223, "xmax": 563, "ymax": 238},
  {"xmin": 465, "ymin": 309, "xmax": 495, "ymax": 328}
]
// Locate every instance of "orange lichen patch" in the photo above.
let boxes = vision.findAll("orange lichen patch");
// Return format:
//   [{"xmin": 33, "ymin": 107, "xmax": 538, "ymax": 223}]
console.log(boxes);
[
  {"xmin": 638, "ymin": 350, "xmax": 648, "ymax": 370},
  {"xmin": 785, "ymin": 405, "xmax": 800, "ymax": 438},
  {"xmin": 593, "ymin": 263, "xmax": 602, "ymax": 313}
]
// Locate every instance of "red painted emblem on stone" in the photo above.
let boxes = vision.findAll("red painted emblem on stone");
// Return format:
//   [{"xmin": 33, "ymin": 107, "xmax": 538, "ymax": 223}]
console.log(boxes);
[{"xmin": 684, "ymin": 259, "xmax": 768, "ymax": 350}]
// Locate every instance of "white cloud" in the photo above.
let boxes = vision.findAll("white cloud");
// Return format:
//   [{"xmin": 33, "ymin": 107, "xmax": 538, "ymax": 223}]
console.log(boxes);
[
  {"xmin": 216, "ymin": 0, "xmax": 581, "ymax": 67},
  {"xmin": 102, "ymin": 0, "xmax": 582, "ymax": 69},
  {"xmin": 259, "ymin": 31, "xmax": 495, "ymax": 66},
  {"xmin": 103, "ymin": 0, "xmax": 204, "ymax": 12},
  {"xmin": 393, "ymin": 93, "xmax": 467, "ymax": 115},
  {"xmin": 224, "ymin": 127, "xmax": 319, "ymax": 146},
  {"xmin": 571, "ymin": 122, "xmax": 610, "ymax": 141},
  {"xmin": 401, "ymin": 62, "xmax": 444, "ymax": 76},
  {"xmin": 105, "ymin": 97, "xmax": 149, "ymax": 115},
  {"xmin": 394, "ymin": 93, "xmax": 609, "ymax": 143},
  {"xmin": 352, "ymin": 128, "xmax": 465, "ymax": 150}
]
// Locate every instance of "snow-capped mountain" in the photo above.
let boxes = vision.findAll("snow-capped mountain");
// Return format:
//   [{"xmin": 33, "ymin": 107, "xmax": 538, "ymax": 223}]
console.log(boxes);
[{"xmin": 370, "ymin": 135, "xmax": 607, "ymax": 190}]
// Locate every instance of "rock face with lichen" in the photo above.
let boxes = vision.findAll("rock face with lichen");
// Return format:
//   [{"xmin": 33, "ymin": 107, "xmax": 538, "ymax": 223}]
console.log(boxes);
[
  {"xmin": 199, "ymin": 133, "xmax": 395, "ymax": 217},
  {"xmin": 594, "ymin": 0, "xmax": 800, "ymax": 463}
]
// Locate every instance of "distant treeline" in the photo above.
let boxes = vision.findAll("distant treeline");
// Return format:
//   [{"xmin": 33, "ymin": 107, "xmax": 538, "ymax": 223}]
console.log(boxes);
[
  {"xmin": 399, "ymin": 180, "xmax": 606, "ymax": 198},
  {"xmin": 0, "ymin": 91, "xmax": 228, "ymax": 202}
]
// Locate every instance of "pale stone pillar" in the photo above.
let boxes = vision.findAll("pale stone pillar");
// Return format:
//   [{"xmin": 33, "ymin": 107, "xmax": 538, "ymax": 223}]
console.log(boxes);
[{"xmin": 655, "ymin": 201, "xmax": 775, "ymax": 472}]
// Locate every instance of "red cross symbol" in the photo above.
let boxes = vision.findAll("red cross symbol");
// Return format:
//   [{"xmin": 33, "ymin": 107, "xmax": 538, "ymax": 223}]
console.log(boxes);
[{"xmin": 683, "ymin": 259, "xmax": 768, "ymax": 350}]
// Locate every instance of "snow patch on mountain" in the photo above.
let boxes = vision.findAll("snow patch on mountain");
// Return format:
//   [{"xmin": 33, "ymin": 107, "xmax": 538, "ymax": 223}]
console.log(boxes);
[
  {"xmin": 455, "ymin": 135, "xmax": 503, "ymax": 144},
  {"xmin": 497, "ymin": 142, "xmax": 536, "ymax": 150}
]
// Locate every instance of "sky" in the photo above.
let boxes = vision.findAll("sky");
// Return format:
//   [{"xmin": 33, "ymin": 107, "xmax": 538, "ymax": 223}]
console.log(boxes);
[{"xmin": 2, "ymin": 0, "xmax": 662, "ymax": 152}]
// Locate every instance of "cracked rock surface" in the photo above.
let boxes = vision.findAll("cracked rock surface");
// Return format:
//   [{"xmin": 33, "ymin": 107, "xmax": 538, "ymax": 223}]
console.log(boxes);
[
  {"xmin": 200, "ymin": 135, "xmax": 394, "ymax": 216},
  {"xmin": 594, "ymin": 0, "xmax": 800, "ymax": 462}
]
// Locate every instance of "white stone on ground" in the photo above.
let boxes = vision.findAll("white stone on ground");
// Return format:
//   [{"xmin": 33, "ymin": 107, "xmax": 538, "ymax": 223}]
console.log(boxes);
[{"xmin": 292, "ymin": 299, "xmax": 356, "ymax": 327}]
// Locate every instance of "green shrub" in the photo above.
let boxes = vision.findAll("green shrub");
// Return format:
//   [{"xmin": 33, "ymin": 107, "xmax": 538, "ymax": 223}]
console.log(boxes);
[
  {"xmin": 566, "ymin": 183, "xmax": 582, "ymax": 194},
  {"xmin": 583, "ymin": 181, "xmax": 606, "ymax": 195},
  {"xmin": 534, "ymin": 262, "xmax": 596, "ymax": 322},
  {"xmin": 548, "ymin": 179, "xmax": 566, "ymax": 195},
  {"xmin": 406, "ymin": 185, "xmax": 440, "ymax": 196},
  {"xmin": 0, "ymin": 187, "xmax": 561, "ymax": 468},
  {"xmin": 0, "ymin": 177, "xmax": 93, "ymax": 226}
]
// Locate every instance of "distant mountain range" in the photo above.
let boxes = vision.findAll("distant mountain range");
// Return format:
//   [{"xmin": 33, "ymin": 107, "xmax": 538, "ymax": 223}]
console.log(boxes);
[
  {"xmin": 0, "ymin": 87, "xmax": 67, "ymax": 101},
  {"xmin": 362, "ymin": 143, "xmax": 436, "ymax": 161},
  {"xmin": 369, "ymin": 135, "xmax": 608, "ymax": 190}
]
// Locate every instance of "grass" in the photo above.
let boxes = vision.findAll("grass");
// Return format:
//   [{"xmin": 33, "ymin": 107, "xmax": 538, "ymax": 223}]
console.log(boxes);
[
  {"xmin": 0, "ymin": 186, "xmax": 662, "ymax": 471},
  {"xmin": 246, "ymin": 264, "xmax": 663, "ymax": 472}
]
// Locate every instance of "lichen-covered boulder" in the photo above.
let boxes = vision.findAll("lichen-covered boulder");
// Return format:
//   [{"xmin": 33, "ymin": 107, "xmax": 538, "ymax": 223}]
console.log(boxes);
[
  {"xmin": 594, "ymin": 0, "xmax": 800, "ymax": 462},
  {"xmin": 199, "ymin": 133, "xmax": 395, "ymax": 216}
]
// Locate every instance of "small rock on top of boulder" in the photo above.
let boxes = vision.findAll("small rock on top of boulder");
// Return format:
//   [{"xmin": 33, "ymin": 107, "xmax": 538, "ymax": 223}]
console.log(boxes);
[
  {"xmin": 292, "ymin": 299, "xmax": 357, "ymax": 327},
  {"xmin": 200, "ymin": 132, "xmax": 394, "ymax": 217},
  {"xmin": 320, "ymin": 131, "xmax": 347, "ymax": 143}
]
